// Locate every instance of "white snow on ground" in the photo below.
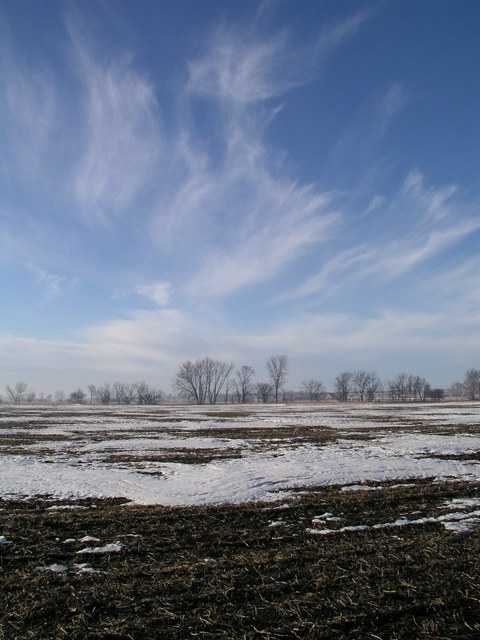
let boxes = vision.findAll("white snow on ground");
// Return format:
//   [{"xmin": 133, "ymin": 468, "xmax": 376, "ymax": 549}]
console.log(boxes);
[
  {"xmin": 76, "ymin": 542, "xmax": 126, "ymax": 554},
  {"xmin": 306, "ymin": 509, "xmax": 480, "ymax": 536},
  {"xmin": 35, "ymin": 563, "xmax": 101, "ymax": 574},
  {"xmin": 79, "ymin": 536, "xmax": 101, "ymax": 543},
  {"xmin": 35, "ymin": 563, "xmax": 69, "ymax": 574},
  {"xmin": 47, "ymin": 504, "xmax": 88, "ymax": 511},
  {"xmin": 1, "ymin": 403, "xmax": 479, "ymax": 506}
]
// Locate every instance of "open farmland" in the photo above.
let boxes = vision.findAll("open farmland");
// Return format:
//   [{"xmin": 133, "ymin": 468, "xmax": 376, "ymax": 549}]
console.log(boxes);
[{"xmin": 2, "ymin": 402, "xmax": 480, "ymax": 638}]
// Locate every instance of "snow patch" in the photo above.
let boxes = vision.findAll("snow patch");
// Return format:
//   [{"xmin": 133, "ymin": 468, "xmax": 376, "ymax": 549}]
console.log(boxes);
[
  {"xmin": 35, "ymin": 562, "xmax": 101, "ymax": 574},
  {"xmin": 47, "ymin": 504, "xmax": 88, "ymax": 511},
  {"xmin": 76, "ymin": 541, "xmax": 126, "ymax": 555},
  {"xmin": 341, "ymin": 485, "xmax": 383, "ymax": 491},
  {"xmin": 307, "ymin": 508, "xmax": 480, "ymax": 536},
  {"xmin": 35, "ymin": 563, "xmax": 68, "ymax": 573}
]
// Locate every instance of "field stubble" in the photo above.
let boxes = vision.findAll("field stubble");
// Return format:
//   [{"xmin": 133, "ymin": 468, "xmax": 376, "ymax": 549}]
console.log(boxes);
[{"xmin": 2, "ymin": 480, "xmax": 480, "ymax": 639}]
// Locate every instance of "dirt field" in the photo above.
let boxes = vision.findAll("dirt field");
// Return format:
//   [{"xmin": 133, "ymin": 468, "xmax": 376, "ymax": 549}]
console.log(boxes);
[{"xmin": 2, "ymin": 479, "xmax": 480, "ymax": 639}]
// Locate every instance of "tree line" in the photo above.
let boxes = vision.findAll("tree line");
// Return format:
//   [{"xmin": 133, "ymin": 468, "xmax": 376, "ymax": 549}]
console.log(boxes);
[
  {"xmin": 3, "ymin": 380, "xmax": 165, "ymax": 406},
  {"xmin": 3, "ymin": 363, "xmax": 480, "ymax": 405},
  {"xmin": 334, "ymin": 371, "xmax": 435, "ymax": 403}
]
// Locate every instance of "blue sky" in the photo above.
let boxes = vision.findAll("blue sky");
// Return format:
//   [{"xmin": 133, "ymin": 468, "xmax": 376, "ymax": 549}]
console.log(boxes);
[{"xmin": 1, "ymin": 0, "xmax": 479, "ymax": 395}]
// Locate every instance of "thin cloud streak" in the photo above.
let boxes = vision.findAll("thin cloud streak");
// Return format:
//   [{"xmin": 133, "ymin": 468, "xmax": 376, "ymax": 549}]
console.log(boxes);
[
  {"xmin": 187, "ymin": 9, "xmax": 372, "ymax": 106},
  {"xmin": 0, "ymin": 49, "xmax": 57, "ymax": 182},
  {"xmin": 281, "ymin": 171, "xmax": 480, "ymax": 302},
  {"xmin": 26, "ymin": 263, "xmax": 68, "ymax": 298},
  {"xmin": 135, "ymin": 282, "xmax": 171, "ymax": 307},
  {"xmin": 316, "ymin": 7, "xmax": 374, "ymax": 52},
  {"xmin": 66, "ymin": 16, "xmax": 163, "ymax": 223},
  {"xmin": 230, "ymin": 309, "xmax": 480, "ymax": 361},
  {"xmin": 378, "ymin": 82, "xmax": 410, "ymax": 135}
]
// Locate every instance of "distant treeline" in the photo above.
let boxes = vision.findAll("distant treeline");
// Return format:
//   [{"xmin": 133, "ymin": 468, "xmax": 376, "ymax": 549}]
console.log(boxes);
[{"xmin": 3, "ymin": 362, "xmax": 479, "ymax": 406}]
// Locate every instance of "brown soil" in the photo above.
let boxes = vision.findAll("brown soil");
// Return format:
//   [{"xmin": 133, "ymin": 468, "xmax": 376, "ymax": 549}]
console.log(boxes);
[{"xmin": 2, "ymin": 479, "xmax": 480, "ymax": 639}]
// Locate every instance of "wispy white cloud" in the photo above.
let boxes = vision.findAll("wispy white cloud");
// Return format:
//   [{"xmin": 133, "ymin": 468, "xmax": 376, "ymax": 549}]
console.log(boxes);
[
  {"xmin": 281, "ymin": 171, "xmax": 480, "ymax": 301},
  {"xmin": 315, "ymin": 7, "xmax": 374, "ymax": 52},
  {"xmin": 187, "ymin": 9, "xmax": 372, "ymax": 106},
  {"xmin": 2, "ymin": 297, "xmax": 479, "ymax": 393},
  {"xmin": 229, "ymin": 307, "xmax": 480, "ymax": 377},
  {"xmin": 376, "ymin": 219, "xmax": 480, "ymax": 280},
  {"xmin": 378, "ymin": 82, "xmax": 410, "ymax": 134},
  {"xmin": 153, "ymin": 16, "xmax": 372, "ymax": 298},
  {"xmin": 272, "ymin": 246, "xmax": 373, "ymax": 303},
  {"xmin": 366, "ymin": 194, "xmax": 387, "ymax": 213},
  {"xmin": 334, "ymin": 81, "xmax": 411, "ymax": 161},
  {"xmin": 0, "ymin": 46, "xmax": 56, "ymax": 181},
  {"xmin": 135, "ymin": 282, "xmax": 170, "ymax": 306},
  {"xmin": 2, "ymin": 7, "xmax": 371, "ymax": 301},
  {"xmin": 26, "ymin": 262, "xmax": 79, "ymax": 298},
  {"xmin": 83, "ymin": 309, "xmax": 191, "ymax": 367},
  {"xmin": 185, "ymin": 179, "xmax": 339, "ymax": 297},
  {"xmin": 187, "ymin": 28, "xmax": 295, "ymax": 104},
  {"xmin": 0, "ymin": 308, "xmax": 197, "ymax": 390},
  {"xmin": 66, "ymin": 15, "xmax": 163, "ymax": 222},
  {"xmin": 425, "ymin": 255, "xmax": 480, "ymax": 314},
  {"xmin": 26, "ymin": 263, "xmax": 65, "ymax": 297}
]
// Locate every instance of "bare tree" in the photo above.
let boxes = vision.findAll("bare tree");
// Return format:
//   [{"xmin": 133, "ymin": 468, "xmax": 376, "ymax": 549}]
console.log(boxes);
[
  {"xmin": 366, "ymin": 373, "xmax": 382, "ymax": 402},
  {"xmin": 335, "ymin": 372, "xmax": 352, "ymax": 402},
  {"xmin": 235, "ymin": 365, "xmax": 256, "ymax": 404},
  {"xmin": 134, "ymin": 381, "xmax": 150, "ymax": 405},
  {"xmin": 352, "ymin": 371, "xmax": 372, "ymax": 402},
  {"xmin": 54, "ymin": 389, "xmax": 66, "ymax": 404},
  {"xmin": 386, "ymin": 374, "xmax": 407, "ymax": 402},
  {"xmin": 386, "ymin": 377, "xmax": 399, "ymax": 402},
  {"xmin": 301, "ymin": 379, "xmax": 325, "ymax": 402},
  {"xmin": 205, "ymin": 358, "xmax": 234, "ymax": 404},
  {"xmin": 256, "ymin": 382, "xmax": 273, "ymax": 404},
  {"xmin": 398, "ymin": 373, "xmax": 409, "ymax": 402},
  {"xmin": 174, "ymin": 361, "xmax": 204, "ymax": 404},
  {"xmin": 69, "ymin": 389, "xmax": 86, "ymax": 404},
  {"xmin": 5, "ymin": 381, "xmax": 29, "ymax": 404},
  {"xmin": 386, "ymin": 373, "xmax": 429, "ymax": 402},
  {"xmin": 448, "ymin": 381, "xmax": 465, "ymax": 398},
  {"xmin": 266, "ymin": 355, "xmax": 288, "ymax": 404},
  {"xmin": 111, "ymin": 382, "xmax": 136, "ymax": 404},
  {"xmin": 111, "ymin": 382, "xmax": 125, "ymax": 404},
  {"xmin": 224, "ymin": 379, "xmax": 231, "ymax": 404},
  {"xmin": 134, "ymin": 381, "xmax": 162, "ymax": 405},
  {"xmin": 96, "ymin": 383, "xmax": 111, "ymax": 405},
  {"xmin": 464, "ymin": 368, "xmax": 480, "ymax": 400},
  {"xmin": 87, "ymin": 384, "xmax": 96, "ymax": 404},
  {"xmin": 412, "ymin": 375, "xmax": 429, "ymax": 402},
  {"xmin": 174, "ymin": 357, "xmax": 234, "ymax": 405},
  {"xmin": 123, "ymin": 384, "xmax": 136, "ymax": 405}
]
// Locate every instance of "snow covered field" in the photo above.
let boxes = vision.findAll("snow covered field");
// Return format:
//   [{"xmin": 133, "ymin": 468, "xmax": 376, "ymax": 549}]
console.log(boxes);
[{"xmin": 1, "ymin": 402, "xmax": 480, "ymax": 505}]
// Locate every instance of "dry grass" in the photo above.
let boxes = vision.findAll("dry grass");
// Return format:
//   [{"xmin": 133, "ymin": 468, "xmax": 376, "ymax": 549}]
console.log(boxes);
[
  {"xmin": 2, "ymin": 479, "xmax": 480, "ymax": 639},
  {"xmin": 103, "ymin": 448, "xmax": 244, "ymax": 466}
]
